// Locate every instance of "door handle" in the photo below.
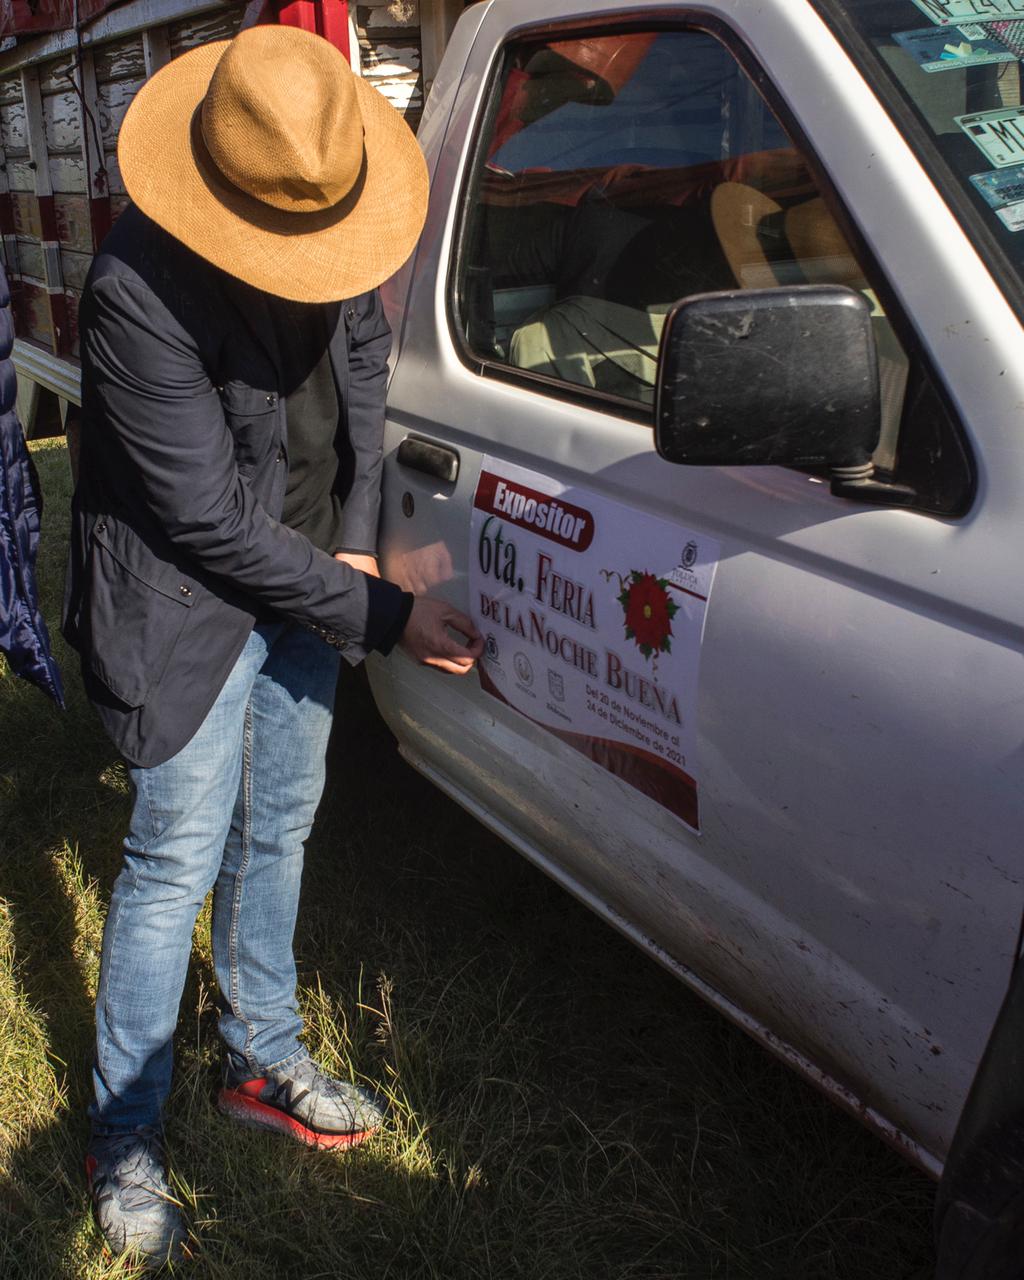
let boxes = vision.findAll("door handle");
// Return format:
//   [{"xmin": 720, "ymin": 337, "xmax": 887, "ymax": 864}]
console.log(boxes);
[{"xmin": 397, "ymin": 436, "xmax": 460, "ymax": 484}]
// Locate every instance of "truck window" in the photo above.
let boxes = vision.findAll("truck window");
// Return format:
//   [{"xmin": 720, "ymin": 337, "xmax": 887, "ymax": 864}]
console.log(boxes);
[{"xmin": 453, "ymin": 25, "xmax": 972, "ymax": 516}]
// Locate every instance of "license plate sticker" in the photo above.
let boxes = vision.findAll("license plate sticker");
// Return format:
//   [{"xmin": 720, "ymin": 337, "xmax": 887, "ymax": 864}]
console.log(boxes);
[
  {"xmin": 911, "ymin": 0, "xmax": 1024, "ymax": 24},
  {"xmin": 995, "ymin": 202, "xmax": 1024, "ymax": 231},
  {"xmin": 957, "ymin": 108, "xmax": 1024, "ymax": 167},
  {"xmin": 971, "ymin": 163, "xmax": 1024, "ymax": 229},
  {"xmin": 894, "ymin": 25, "xmax": 1016, "ymax": 68}
]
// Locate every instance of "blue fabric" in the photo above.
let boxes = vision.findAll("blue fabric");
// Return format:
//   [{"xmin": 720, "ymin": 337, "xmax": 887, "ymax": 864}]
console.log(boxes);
[
  {"xmin": 91, "ymin": 620, "xmax": 340, "ymax": 1133},
  {"xmin": 0, "ymin": 266, "xmax": 64, "ymax": 706}
]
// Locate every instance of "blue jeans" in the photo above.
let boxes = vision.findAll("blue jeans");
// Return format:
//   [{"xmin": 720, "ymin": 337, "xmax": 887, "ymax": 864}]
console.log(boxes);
[{"xmin": 91, "ymin": 622, "xmax": 341, "ymax": 1135}]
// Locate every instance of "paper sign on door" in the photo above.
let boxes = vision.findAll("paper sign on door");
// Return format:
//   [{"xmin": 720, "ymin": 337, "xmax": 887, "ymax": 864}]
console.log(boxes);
[{"xmin": 470, "ymin": 458, "xmax": 719, "ymax": 831}]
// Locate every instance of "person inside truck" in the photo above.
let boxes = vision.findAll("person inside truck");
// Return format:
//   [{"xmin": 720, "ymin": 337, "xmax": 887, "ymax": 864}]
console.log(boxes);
[{"xmin": 62, "ymin": 24, "xmax": 483, "ymax": 1265}]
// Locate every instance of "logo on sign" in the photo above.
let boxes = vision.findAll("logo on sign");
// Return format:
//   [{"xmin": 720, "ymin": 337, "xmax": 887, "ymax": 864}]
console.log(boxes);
[
  {"xmin": 514, "ymin": 652, "xmax": 533, "ymax": 687},
  {"xmin": 682, "ymin": 540, "xmax": 698, "ymax": 569},
  {"xmin": 548, "ymin": 670, "xmax": 565, "ymax": 702},
  {"xmin": 485, "ymin": 634, "xmax": 500, "ymax": 661}
]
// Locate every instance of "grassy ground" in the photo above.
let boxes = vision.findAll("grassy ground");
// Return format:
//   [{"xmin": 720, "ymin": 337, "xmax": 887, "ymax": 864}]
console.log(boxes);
[{"xmin": 0, "ymin": 438, "xmax": 936, "ymax": 1279}]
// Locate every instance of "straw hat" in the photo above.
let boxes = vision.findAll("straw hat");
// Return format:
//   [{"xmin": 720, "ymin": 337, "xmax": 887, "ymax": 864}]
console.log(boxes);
[{"xmin": 118, "ymin": 24, "xmax": 428, "ymax": 302}]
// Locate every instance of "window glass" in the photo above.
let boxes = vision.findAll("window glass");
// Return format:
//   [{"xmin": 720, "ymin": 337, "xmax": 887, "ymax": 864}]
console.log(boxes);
[
  {"xmin": 456, "ymin": 31, "xmax": 906, "ymax": 421},
  {"xmin": 454, "ymin": 26, "xmax": 971, "ymax": 513},
  {"xmin": 815, "ymin": 1, "xmax": 1024, "ymax": 298}
]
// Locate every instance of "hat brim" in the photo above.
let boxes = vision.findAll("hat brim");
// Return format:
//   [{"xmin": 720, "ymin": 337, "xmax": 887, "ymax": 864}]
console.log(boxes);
[{"xmin": 118, "ymin": 39, "xmax": 428, "ymax": 303}]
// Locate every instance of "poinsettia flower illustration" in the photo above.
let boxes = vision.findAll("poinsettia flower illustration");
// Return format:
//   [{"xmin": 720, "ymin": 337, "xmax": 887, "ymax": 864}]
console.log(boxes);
[{"xmin": 617, "ymin": 571, "xmax": 678, "ymax": 659}]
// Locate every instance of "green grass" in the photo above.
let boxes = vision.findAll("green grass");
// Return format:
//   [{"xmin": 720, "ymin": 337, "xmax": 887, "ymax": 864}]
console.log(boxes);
[{"xmin": 0, "ymin": 438, "xmax": 935, "ymax": 1278}]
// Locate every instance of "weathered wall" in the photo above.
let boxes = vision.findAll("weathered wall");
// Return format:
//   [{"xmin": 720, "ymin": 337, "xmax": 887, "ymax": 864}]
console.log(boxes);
[
  {"xmin": 357, "ymin": 1, "xmax": 422, "ymax": 128},
  {"xmin": 0, "ymin": 0, "xmax": 428, "ymax": 361}
]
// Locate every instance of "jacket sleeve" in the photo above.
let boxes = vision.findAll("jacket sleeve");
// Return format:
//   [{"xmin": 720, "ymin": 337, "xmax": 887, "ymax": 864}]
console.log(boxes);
[
  {"xmin": 334, "ymin": 288, "xmax": 391, "ymax": 556},
  {"xmin": 83, "ymin": 273, "xmax": 406, "ymax": 655}
]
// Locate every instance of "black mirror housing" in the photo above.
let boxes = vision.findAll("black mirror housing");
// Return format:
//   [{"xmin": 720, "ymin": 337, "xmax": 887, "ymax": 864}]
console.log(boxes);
[{"xmin": 655, "ymin": 285, "xmax": 881, "ymax": 470}]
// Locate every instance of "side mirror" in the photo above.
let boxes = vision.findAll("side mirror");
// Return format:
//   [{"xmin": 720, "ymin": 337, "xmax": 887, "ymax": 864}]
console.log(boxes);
[{"xmin": 654, "ymin": 285, "xmax": 881, "ymax": 471}]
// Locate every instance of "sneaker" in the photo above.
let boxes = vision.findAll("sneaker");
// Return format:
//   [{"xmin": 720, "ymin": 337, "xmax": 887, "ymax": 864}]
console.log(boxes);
[
  {"xmin": 217, "ymin": 1056, "xmax": 384, "ymax": 1150},
  {"xmin": 85, "ymin": 1127, "xmax": 190, "ymax": 1265}
]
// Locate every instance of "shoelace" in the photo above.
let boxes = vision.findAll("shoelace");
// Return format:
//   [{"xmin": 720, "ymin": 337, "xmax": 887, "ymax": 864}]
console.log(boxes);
[
  {"xmin": 93, "ymin": 1128, "xmax": 172, "ymax": 1211},
  {"xmin": 275, "ymin": 1062, "xmax": 372, "ymax": 1125}
]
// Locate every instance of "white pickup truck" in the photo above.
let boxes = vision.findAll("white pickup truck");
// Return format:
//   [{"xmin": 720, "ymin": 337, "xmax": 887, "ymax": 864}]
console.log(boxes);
[{"xmin": 368, "ymin": 0, "xmax": 1024, "ymax": 1208}]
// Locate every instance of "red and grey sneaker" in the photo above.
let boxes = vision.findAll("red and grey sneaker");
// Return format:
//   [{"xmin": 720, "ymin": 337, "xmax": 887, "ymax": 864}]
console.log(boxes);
[{"xmin": 217, "ymin": 1056, "xmax": 383, "ymax": 1151}]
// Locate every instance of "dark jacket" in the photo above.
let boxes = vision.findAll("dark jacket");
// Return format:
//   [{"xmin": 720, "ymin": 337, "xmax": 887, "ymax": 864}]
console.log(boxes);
[
  {"xmin": 63, "ymin": 207, "xmax": 407, "ymax": 767},
  {"xmin": 0, "ymin": 266, "xmax": 64, "ymax": 706}
]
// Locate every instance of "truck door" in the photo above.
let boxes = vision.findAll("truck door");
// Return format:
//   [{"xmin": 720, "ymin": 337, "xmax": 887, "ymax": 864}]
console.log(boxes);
[{"xmin": 370, "ymin": 0, "xmax": 1024, "ymax": 1169}]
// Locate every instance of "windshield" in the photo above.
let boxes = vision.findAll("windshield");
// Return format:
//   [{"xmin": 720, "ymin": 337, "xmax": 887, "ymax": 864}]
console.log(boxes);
[{"xmin": 817, "ymin": 0, "xmax": 1024, "ymax": 300}]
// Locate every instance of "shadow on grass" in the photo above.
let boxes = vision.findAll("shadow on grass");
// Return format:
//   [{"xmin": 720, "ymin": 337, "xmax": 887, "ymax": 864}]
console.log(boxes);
[
  {"xmin": 0, "ymin": 441, "xmax": 128, "ymax": 1273},
  {"xmin": 0, "ymin": 441, "xmax": 937, "ymax": 1279}
]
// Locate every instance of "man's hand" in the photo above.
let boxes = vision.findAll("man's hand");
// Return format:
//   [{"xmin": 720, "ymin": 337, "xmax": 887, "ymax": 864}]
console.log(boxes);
[
  {"xmin": 334, "ymin": 552, "xmax": 380, "ymax": 578},
  {"xmin": 399, "ymin": 596, "xmax": 484, "ymax": 676}
]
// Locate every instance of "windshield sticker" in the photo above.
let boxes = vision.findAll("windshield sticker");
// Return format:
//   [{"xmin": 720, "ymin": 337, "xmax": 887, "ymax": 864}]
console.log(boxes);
[
  {"xmin": 957, "ymin": 107, "xmax": 1024, "ymax": 166},
  {"xmin": 971, "ymin": 164, "xmax": 1024, "ymax": 229},
  {"xmin": 995, "ymin": 202, "xmax": 1024, "ymax": 232},
  {"xmin": 470, "ymin": 458, "xmax": 719, "ymax": 832},
  {"xmin": 894, "ymin": 25, "xmax": 1017, "ymax": 68},
  {"xmin": 911, "ymin": 0, "xmax": 1024, "ymax": 24}
]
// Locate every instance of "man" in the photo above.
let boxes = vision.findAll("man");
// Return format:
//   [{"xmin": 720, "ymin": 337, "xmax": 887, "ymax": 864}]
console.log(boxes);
[{"xmin": 62, "ymin": 24, "xmax": 482, "ymax": 1264}]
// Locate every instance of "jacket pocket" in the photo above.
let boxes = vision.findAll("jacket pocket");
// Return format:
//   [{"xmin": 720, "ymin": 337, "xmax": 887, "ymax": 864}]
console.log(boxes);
[
  {"xmin": 219, "ymin": 382, "xmax": 278, "ymax": 475},
  {"xmin": 84, "ymin": 518, "xmax": 195, "ymax": 708}
]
